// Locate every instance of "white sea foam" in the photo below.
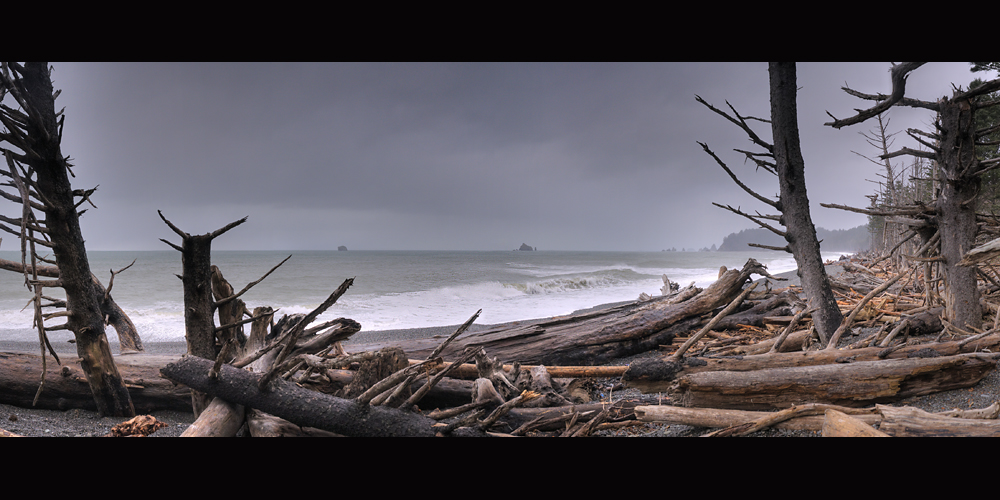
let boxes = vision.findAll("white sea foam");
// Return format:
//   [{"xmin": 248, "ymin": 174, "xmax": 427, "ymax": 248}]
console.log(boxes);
[{"xmin": 0, "ymin": 249, "xmax": 853, "ymax": 342}]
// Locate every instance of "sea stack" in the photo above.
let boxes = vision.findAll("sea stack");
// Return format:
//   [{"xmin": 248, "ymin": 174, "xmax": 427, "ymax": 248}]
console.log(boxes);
[
  {"xmin": 338, "ymin": 246, "xmax": 348, "ymax": 251},
  {"xmin": 518, "ymin": 243, "xmax": 534, "ymax": 251}
]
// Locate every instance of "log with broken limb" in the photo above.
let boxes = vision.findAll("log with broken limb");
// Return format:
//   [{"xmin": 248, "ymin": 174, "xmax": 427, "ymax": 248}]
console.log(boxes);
[
  {"xmin": 623, "ymin": 330, "xmax": 1000, "ymax": 394},
  {"xmin": 634, "ymin": 403, "xmax": 881, "ymax": 431},
  {"xmin": 159, "ymin": 355, "xmax": 487, "ymax": 437},
  {"xmin": 701, "ymin": 402, "xmax": 882, "ymax": 437},
  {"xmin": 670, "ymin": 353, "xmax": 998, "ymax": 411},
  {"xmin": 0, "ymin": 352, "xmax": 190, "ymax": 413},
  {"xmin": 875, "ymin": 404, "xmax": 1000, "ymax": 437},
  {"xmin": 347, "ymin": 259, "xmax": 772, "ymax": 366}
]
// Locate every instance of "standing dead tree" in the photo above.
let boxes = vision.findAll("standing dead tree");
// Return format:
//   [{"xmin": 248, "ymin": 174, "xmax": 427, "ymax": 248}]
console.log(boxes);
[
  {"xmin": 824, "ymin": 62, "xmax": 1000, "ymax": 331},
  {"xmin": 0, "ymin": 62, "xmax": 136, "ymax": 417},
  {"xmin": 697, "ymin": 62, "xmax": 844, "ymax": 345}
]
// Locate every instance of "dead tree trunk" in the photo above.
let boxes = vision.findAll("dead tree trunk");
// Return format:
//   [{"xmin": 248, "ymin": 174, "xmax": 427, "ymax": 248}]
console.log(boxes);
[
  {"xmin": 824, "ymin": 63, "xmax": 1000, "ymax": 331},
  {"xmin": 696, "ymin": 63, "xmax": 843, "ymax": 345},
  {"xmin": 158, "ymin": 210, "xmax": 247, "ymax": 415},
  {"xmin": 0, "ymin": 62, "xmax": 134, "ymax": 417},
  {"xmin": 769, "ymin": 62, "xmax": 844, "ymax": 342},
  {"xmin": 936, "ymin": 97, "xmax": 982, "ymax": 330}
]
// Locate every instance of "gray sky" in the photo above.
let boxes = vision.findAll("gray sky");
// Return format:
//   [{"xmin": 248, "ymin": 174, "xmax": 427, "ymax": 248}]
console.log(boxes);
[{"xmin": 29, "ymin": 62, "xmax": 992, "ymax": 251}]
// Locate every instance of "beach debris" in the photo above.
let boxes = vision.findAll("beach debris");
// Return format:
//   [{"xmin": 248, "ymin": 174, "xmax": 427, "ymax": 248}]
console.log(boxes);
[{"xmin": 105, "ymin": 415, "xmax": 168, "ymax": 437}]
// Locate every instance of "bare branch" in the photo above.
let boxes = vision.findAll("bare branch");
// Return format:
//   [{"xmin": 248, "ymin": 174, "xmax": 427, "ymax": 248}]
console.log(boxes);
[
  {"xmin": 214, "ymin": 254, "xmax": 292, "ymax": 310},
  {"xmin": 712, "ymin": 202, "xmax": 786, "ymax": 237},
  {"xmin": 695, "ymin": 95, "xmax": 773, "ymax": 153},
  {"xmin": 157, "ymin": 210, "xmax": 188, "ymax": 239},
  {"xmin": 825, "ymin": 62, "xmax": 928, "ymax": 129},
  {"xmin": 881, "ymin": 147, "xmax": 936, "ymax": 160},
  {"xmin": 210, "ymin": 216, "xmax": 249, "ymax": 239},
  {"xmin": 698, "ymin": 141, "xmax": 779, "ymax": 209}
]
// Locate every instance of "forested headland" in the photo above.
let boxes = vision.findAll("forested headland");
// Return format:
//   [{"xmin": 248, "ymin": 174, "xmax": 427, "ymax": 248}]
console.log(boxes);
[{"xmin": 718, "ymin": 225, "xmax": 870, "ymax": 253}]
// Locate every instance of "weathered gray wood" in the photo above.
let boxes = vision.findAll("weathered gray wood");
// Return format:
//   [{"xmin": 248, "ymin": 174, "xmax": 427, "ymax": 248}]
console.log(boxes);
[
  {"xmin": 0, "ymin": 352, "xmax": 190, "ymax": 413},
  {"xmin": 671, "ymin": 353, "xmax": 997, "ymax": 411},
  {"xmin": 349, "ymin": 259, "xmax": 769, "ymax": 365},
  {"xmin": 877, "ymin": 404, "xmax": 1000, "ymax": 437}
]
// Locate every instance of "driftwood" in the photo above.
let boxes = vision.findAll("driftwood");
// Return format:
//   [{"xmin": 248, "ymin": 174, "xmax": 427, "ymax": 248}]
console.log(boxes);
[
  {"xmin": 159, "ymin": 355, "xmax": 486, "ymax": 437},
  {"xmin": 822, "ymin": 409, "xmax": 890, "ymax": 437},
  {"xmin": 634, "ymin": 403, "xmax": 880, "ymax": 431},
  {"xmin": 636, "ymin": 401, "xmax": 1000, "ymax": 437},
  {"xmin": 623, "ymin": 322, "xmax": 996, "ymax": 394},
  {"xmin": 179, "ymin": 398, "xmax": 244, "ymax": 437},
  {"xmin": 0, "ymin": 352, "xmax": 190, "ymax": 413},
  {"xmin": 348, "ymin": 259, "xmax": 771, "ymax": 366},
  {"xmin": 876, "ymin": 404, "xmax": 1000, "ymax": 437},
  {"xmin": 670, "ymin": 353, "xmax": 997, "ymax": 411}
]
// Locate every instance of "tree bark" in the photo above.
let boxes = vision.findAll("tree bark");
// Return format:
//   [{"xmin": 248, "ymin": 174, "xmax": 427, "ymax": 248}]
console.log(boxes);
[
  {"xmin": 768, "ymin": 62, "xmax": 844, "ymax": 344},
  {"xmin": 936, "ymin": 96, "xmax": 983, "ymax": 330}
]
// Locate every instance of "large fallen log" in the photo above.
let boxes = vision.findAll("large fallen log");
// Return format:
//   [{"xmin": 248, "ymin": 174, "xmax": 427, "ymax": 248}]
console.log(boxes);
[
  {"xmin": 0, "ymin": 352, "xmax": 190, "ymax": 413},
  {"xmin": 670, "ymin": 353, "xmax": 997, "ymax": 410},
  {"xmin": 348, "ymin": 259, "xmax": 771, "ymax": 366},
  {"xmin": 622, "ymin": 331, "xmax": 1000, "ymax": 394},
  {"xmin": 159, "ymin": 355, "xmax": 487, "ymax": 437}
]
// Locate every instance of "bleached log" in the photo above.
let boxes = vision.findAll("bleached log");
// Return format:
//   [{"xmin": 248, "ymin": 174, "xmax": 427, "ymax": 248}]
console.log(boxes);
[
  {"xmin": 180, "ymin": 397, "xmax": 244, "ymax": 437},
  {"xmin": 821, "ymin": 409, "xmax": 890, "ymax": 437},
  {"xmin": 876, "ymin": 404, "xmax": 1000, "ymax": 437},
  {"xmin": 959, "ymin": 236, "xmax": 1000, "ymax": 267},
  {"xmin": 633, "ymin": 404, "xmax": 880, "ymax": 431},
  {"xmin": 671, "ymin": 353, "xmax": 997, "ymax": 411}
]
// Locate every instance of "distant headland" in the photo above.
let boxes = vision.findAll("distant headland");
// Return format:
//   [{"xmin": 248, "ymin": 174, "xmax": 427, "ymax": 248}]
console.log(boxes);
[
  {"xmin": 717, "ymin": 225, "xmax": 869, "ymax": 252},
  {"xmin": 338, "ymin": 245, "xmax": 348, "ymax": 251}
]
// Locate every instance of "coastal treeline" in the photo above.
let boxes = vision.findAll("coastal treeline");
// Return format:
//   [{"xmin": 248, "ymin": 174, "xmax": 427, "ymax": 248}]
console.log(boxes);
[{"xmin": 718, "ymin": 225, "xmax": 870, "ymax": 253}]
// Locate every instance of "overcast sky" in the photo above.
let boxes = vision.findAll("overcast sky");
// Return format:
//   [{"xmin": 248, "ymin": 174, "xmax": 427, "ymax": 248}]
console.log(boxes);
[{"xmin": 20, "ymin": 62, "xmax": 993, "ymax": 251}]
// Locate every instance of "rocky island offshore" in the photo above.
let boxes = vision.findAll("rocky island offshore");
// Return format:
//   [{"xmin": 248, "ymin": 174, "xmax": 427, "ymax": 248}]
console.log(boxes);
[{"xmin": 517, "ymin": 243, "xmax": 536, "ymax": 251}]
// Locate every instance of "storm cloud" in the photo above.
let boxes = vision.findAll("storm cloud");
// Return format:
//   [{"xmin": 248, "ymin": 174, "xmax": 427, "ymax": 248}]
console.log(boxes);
[{"xmin": 36, "ymin": 62, "xmax": 987, "ymax": 251}]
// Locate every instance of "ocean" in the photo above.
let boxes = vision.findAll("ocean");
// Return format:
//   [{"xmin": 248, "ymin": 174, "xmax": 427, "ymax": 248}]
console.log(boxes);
[{"xmin": 0, "ymin": 249, "xmax": 850, "ymax": 345}]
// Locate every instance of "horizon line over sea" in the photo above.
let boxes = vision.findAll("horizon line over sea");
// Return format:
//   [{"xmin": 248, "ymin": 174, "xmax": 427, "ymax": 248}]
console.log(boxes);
[{"xmin": 0, "ymin": 248, "xmax": 853, "ymax": 346}]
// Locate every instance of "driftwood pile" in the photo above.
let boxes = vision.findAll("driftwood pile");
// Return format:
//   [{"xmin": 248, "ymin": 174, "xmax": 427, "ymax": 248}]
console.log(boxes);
[{"xmin": 4, "ymin": 254, "xmax": 1000, "ymax": 437}]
